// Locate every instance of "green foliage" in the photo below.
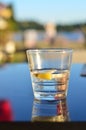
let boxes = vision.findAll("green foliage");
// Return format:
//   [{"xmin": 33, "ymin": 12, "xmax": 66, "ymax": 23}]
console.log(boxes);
[
  {"xmin": 18, "ymin": 21, "xmax": 44, "ymax": 30},
  {"xmin": 57, "ymin": 23, "xmax": 81, "ymax": 32},
  {"xmin": 7, "ymin": 19, "xmax": 20, "ymax": 31}
]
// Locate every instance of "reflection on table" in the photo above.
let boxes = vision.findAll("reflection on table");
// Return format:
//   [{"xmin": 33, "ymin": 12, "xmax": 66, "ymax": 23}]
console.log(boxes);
[{"xmin": 31, "ymin": 98, "xmax": 70, "ymax": 122}]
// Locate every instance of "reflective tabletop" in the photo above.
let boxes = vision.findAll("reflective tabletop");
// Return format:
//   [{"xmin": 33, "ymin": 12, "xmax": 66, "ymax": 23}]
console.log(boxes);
[{"xmin": 0, "ymin": 63, "xmax": 86, "ymax": 121}]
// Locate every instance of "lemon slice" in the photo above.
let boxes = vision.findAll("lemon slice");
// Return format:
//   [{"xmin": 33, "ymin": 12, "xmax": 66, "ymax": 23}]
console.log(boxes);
[{"xmin": 34, "ymin": 72, "xmax": 52, "ymax": 80}]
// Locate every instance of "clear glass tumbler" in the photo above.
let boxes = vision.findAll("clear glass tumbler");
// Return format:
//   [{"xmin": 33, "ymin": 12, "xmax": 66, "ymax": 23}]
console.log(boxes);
[{"xmin": 26, "ymin": 48, "xmax": 73, "ymax": 101}]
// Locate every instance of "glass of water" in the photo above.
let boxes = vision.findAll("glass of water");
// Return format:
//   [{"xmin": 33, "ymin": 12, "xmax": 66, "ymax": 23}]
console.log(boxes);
[{"xmin": 26, "ymin": 48, "xmax": 73, "ymax": 102}]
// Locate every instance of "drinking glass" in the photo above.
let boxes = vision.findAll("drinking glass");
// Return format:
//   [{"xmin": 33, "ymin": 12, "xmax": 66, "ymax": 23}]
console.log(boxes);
[{"xmin": 26, "ymin": 48, "xmax": 73, "ymax": 102}]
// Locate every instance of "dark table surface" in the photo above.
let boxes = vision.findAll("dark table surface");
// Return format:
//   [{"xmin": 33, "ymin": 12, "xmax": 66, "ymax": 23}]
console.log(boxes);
[{"xmin": 0, "ymin": 63, "xmax": 86, "ymax": 121}]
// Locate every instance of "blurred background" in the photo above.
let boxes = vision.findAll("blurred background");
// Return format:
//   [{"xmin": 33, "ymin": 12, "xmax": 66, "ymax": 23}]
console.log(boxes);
[{"xmin": 0, "ymin": 0, "xmax": 86, "ymax": 64}]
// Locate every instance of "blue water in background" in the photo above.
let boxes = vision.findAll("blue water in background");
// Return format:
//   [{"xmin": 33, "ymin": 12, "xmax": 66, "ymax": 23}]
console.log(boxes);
[
  {"xmin": 13, "ymin": 31, "xmax": 84, "ymax": 42},
  {"xmin": 60, "ymin": 31, "xmax": 84, "ymax": 41}
]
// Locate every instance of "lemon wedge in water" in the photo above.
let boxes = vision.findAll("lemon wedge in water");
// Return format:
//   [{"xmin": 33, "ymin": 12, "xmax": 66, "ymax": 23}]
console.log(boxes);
[{"xmin": 34, "ymin": 72, "xmax": 52, "ymax": 80}]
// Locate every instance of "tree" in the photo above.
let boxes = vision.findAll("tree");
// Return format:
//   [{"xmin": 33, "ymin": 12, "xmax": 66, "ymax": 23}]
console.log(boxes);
[{"xmin": 81, "ymin": 25, "xmax": 86, "ymax": 48}]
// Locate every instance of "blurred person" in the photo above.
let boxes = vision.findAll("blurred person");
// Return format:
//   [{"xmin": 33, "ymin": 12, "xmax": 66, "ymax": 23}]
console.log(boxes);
[
  {"xmin": 45, "ymin": 22, "xmax": 57, "ymax": 46},
  {"xmin": 24, "ymin": 29, "xmax": 38, "ymax": 49}
]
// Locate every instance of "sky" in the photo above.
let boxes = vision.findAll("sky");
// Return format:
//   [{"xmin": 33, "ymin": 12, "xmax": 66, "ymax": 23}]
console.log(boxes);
[{"xmin": 0, "ymin": 0, "xmax": 86, "ymax": 25}]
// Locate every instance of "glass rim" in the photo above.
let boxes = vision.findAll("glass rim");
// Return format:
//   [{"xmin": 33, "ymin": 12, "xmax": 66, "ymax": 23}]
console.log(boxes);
[{"xmin": 26, "ymin": 48, "xmax": 73, "ymax": 53}]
